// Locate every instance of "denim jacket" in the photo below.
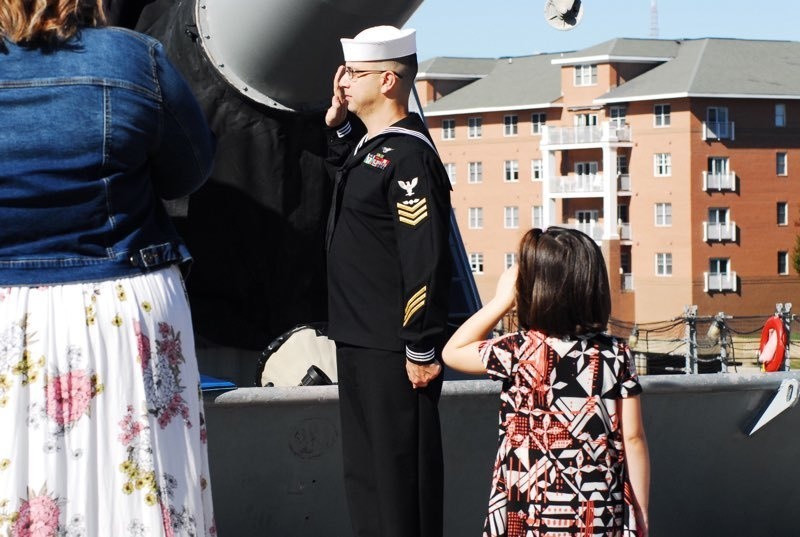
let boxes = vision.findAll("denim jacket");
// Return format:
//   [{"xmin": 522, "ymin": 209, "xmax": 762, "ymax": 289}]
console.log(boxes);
[{"xmin": 0, "ymin": 27, "xmax": 214, "ymax": 286}]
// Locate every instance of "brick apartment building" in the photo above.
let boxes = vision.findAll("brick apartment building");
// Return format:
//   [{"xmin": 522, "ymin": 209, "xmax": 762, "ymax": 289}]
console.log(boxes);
[{"xmin": 416, "ymin": 38, "xmax": 800, "ymax": 324}]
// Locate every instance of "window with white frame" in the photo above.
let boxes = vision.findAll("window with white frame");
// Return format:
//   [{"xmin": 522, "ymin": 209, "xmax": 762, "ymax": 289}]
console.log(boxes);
[
  {"xmin": 709, "ymin": 258, "xmax": 730, "ymax": 276},
  {"xmin": 504, "ymin": 252, "xmax": 518, "ymax": 269},
  {"xmin": 610, "ymin": 106, "xmax": 627, "ymax": 128},
  {"xmin": 468, "ymin": 161, "xmax": 483, "ymax": 184},
  {"xmin": 444, "ymin": 163, "xmax": 456, "ymax": 185},
  {"xmin": 617, "ymin": 154, "xmax": 629, "ymax": 175},
  {"xmin": 468, "ymin": 207, "xmax": 483, "ymax": 229},
  {"xmin": 654, "ymin": 104, "xmax": 671, "ymax": 127},
  {"xmin": 655, "ymin": 203, "xmax": 672, "ymax": 226},
  {"xmin": 574, "ymin": 113, "xmax": 598, "ymax": 127},
  {"xmin": 574, "ymin": 64, "xmax": 597, "ymax": 86},
  {"xmin": 778, "ymin": 251, "xmax": 789, "ymax": 275},
  {"xmin": 504, "ymin": 160, "xmax": 519, "ymax": 182},
  {"xmin": 654, "ymin": 153, "xmax": 672, "ymax": 176},
  {"xmin": 442, "ymin": 119, "xmax": 455, "ymax": 140},
  {"xmin": 775, "ymin": 104, "xmax": 786, "ymax": 127},
  {"xmin": 531, "ymin": 159, "xmax": 543, "ymax": 181},
  {"xmin": 777, "ymin": 202, "xmax": 788, "ymax": 225},
  {"xmin": 469, "ymin": 253, "xmax": 484, "ymax": 274},
  {"xmin": 777, "ymin": 152, "xmax": 787, "ymax": 175},
  {"xmin": 532, "ymin": 205, "xmax": 543, "ymax": 228},
  {"xmin": 504, "ymin": 206, "xmax": 519, "ymax": 229},
  {"xmin": 655, "ymin": 253, "xmax": 673, "ymax": 276},
  {"xmin": 504, "ymin": 115, "xmax": 518, "ymax": 136},
  {"xmin": 530, "ymin": 113, "xmax": 546, "ymax": 134},
  {"xmin": 468, "ymin": 117, "xmax": 482, "ymax": 138},
  {"xmin": 708, "ymin": 207, "xmax": 729, "ymax": 225}
]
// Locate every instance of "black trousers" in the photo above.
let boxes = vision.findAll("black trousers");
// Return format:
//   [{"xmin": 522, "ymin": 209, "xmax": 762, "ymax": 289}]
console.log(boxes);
[{"xmin": 336, "ymin": 345, "xmax": 444, "ymax": 537}]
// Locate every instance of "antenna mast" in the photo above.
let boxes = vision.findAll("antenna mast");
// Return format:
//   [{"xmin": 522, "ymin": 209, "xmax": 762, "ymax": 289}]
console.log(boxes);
[{"xmin": 650, "ymin": 0, "xmax": 659, "ymax": 38}]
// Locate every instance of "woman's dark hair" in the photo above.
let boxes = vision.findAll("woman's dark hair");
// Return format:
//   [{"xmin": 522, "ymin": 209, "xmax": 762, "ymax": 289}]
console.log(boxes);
[{"xmin": 516, "ymin": 227, "xmax": 611, "ymax": 337}]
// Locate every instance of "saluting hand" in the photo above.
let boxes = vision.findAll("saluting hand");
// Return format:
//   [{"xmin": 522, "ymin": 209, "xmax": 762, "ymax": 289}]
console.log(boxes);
[
  {"xmin": 325, "ymin": 65, "xmax": 348, "ymax": 128},
  {"xmin": 406, "ymin": 359, "xmax": 442, "ymax": 389}
]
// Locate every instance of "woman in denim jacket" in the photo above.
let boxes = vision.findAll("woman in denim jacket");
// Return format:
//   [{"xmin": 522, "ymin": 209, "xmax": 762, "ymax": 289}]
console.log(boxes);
[{"xmin": 0, "ymin": 1, "xmax": 216, "ymax": 535}]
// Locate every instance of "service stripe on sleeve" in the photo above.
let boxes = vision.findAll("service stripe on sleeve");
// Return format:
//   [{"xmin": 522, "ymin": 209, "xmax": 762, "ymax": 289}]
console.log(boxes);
[
  {"xmin": 403, "ymin": 286, "xmax": 427, "ymax": 326},
  {"xmin": 396, "ymin": 198, "xmax": 428, "ymax": 227}
]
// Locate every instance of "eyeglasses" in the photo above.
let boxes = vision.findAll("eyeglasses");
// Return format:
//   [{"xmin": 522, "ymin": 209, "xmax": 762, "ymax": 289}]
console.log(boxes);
[{"xmin": 343, "ymin": 67, "xmax": 403, "ymax": 80}]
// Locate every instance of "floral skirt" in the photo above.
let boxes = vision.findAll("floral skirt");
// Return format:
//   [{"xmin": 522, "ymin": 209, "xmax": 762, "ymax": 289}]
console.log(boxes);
[{"xmin": 0, "ymin": 267, "xmax": 215, "ymax": 536}]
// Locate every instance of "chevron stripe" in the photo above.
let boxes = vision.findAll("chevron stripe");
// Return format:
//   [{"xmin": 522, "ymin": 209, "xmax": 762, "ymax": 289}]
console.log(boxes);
[
  {"xmin": 403, "ymin": 286, "xmax": 427, "ymax": 326},
  {"xmin": 397, "ymin": 199, "xmax": 428, "ymax": 227}
]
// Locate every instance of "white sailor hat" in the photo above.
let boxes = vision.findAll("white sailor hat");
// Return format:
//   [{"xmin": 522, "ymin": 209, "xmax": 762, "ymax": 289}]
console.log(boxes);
[{"xmin": 340, "ymin": 25, "xmax": 416, "ymax": 62}]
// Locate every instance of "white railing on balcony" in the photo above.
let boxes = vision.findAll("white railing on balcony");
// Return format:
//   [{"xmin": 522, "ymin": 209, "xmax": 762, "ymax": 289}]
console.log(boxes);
[
  {"xmin": 619, "ymin": 223, "xmax": 632, "ymax": 240},
  {"xmin": 549, "ymin": 174, "xmax": 604, "ymax": 195},
  {"xmin": 702, "ymin": 121, "xmax": 735, "ymax": 141},
  {"xmin": 542, "ymin": 122, "xmax": 632, "ymax": 146},
  {"xmin": 702, "ymin": 171, "xmax": 736, "ymax": 192},
  {"xmin": 703, "ymin": 221, "xmax": 737, "ymax": 242},
  {"xmin": 617, "ymin": 174, "xmax": 631, "ymax": 192},
  {"xmin": 621, "ymin": 273, "xmax": 634, "ymax": 291},
  {"xmin": 561, "ymin": 222, "xmax": 604, "ymax": 241},
  {"xmin": 704, "ymin": 271, "xmax": 738, "ymax": 292}
]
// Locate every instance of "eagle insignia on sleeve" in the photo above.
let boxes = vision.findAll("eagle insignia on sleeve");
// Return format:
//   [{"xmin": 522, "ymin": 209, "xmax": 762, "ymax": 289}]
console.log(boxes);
[
  {"xmin": 396, "ymin": 198, "xmax": 428, "ymax": 227},
  {"xmin": 397, "ymin": 177, "xmax": 418, "ymax": 197}
]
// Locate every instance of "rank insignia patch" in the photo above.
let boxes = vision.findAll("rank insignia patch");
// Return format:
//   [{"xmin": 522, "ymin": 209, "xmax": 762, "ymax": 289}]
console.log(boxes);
[
  {"xmin": 396, "ymin": 198, "xmax": 428, "ymax": 227},
  {"xmin": 397, "ymin": 177, "xmax": 418, "ymax": 196},
  {"xmin": 364, "ymin": 152, "xmax": 390, "ymax": 170},
  {"xmin": 404, "ymin": 286, "xmax": 427, "ymax": 326}
]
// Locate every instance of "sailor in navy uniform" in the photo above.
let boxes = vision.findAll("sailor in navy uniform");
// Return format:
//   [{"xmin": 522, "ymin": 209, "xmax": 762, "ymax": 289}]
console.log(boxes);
[{"xmin": 324, "ymin": 25, "xmax": 451, "ymax": 537}]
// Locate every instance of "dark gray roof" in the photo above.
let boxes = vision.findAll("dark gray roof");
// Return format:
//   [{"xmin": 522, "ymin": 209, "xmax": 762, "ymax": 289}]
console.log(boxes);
[
  {"xmin": 552, "ymin": 38, "xmax": 680, "ymax": 63},
  {"xmin": 597, "ymin": 38, "xmax": 800, "ymax": 102},
  {"xmin": 423, "ymin": 53, "xmax": 563, "ymax": 115},
  {"xmin": 417, "ymin": 57, "xmax": 496, "ymax": 79}
]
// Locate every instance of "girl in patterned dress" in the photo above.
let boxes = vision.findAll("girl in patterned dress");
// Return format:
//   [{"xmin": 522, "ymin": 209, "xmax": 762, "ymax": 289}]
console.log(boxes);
[
  {"xmin": 443, "ymin": 227, "xmax": 650, "ymax": 537},
  {"xmin": 0, "ymin": 1, "xmax": 216, "ymax": 535}
]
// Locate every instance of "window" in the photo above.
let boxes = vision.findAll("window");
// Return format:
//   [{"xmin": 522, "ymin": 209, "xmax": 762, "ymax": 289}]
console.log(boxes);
[
  {"xmin": 504, "ymin": 160, "xmax": 519, "ymax": 182},
  {"xmin": 709, "ymin": 258, "xmax": 729, "ymax": 275},
  {"xmin": 617, "ymin": 154, "xmax": 629, "ymax": 175},
  {"xmin": 532, "ymin": 205, "xmax": 543, "ymax": 228},
  {"xmin": 654, "ymin": 153, "xmax": 672, "ymax": 176},
  {"xmin": 610, "ymin": 106, "xmax": 627, "ymax": 128},
  {"xmin": 504, "ymin": 206, "xmax": 519, "ymax": 229},
  {"xmin": 504, "ymin": 252, "xmax": 518, "ymax": 269},
  {"xmin": 778, "ymin": 252, "xmax": 789, "ymax": 275},
  {"xmin": 444, "ymin": 163, "xmax": 456, "ymax": 185},
  {"xmin": 442, "ymin": 119, "xmax": 455, "ymax": 140},
  {"xmin": 468, "ymin": 161, "xmax": 483, "ymax": 184},
  {"xmin": 706, "ymin": 107, "xmax": 731, "ymax": 139},
  {"xmin": 531, "ymin": 159, "xmax": 543, "ymax": 181},
  {"xmin": 777, "ymin": 152, "xmax": 788, "ymax": 176},
  {"xmin": 530, "ymin": 113, "xmax": 546, "ymax": 134},
  {"xmin": 468, "ymin": 117, "xmax": 482, "ymax": 138},
  {"xmin": 575, "ymin": 161, "xmax": 598, "ymax": 176},
  {"xmin": 777, "ymin": 202, "xmax": 788, "ymax": 226},
  {"xmin": 469, "ymin": 253, "xmax": 484, "ymax": 274},
  {"xmin": 504, "ymin": 115, "xmax": 518, "ymax": 136},
  {"xmin": 574, "ymin": 64, "xmax": 597, "ymax": 86},
  {"xmin": 654, "ymin": 104, "xmax": 671, "ymax": 127},
  {"xmin": 574, "ymin": 113, "xmax": 598, "ymax": 127},
  {"xmin": 655, "ymin": 253, "xmax": 672, "ymax": 276},
  {"xmin": 655, "ymin": 203, "xmax": 672, "ymax": 226},
  {"xmin": 708, "ymin": 157, "xmax": 729, "ymax": 175},
  {"xmin": 468, "ymin": 207, "xmax": 483, "ymax": 229},
  {"xmin": 776, "ymin": 104, "xmax": 786, "ymax": 127}
]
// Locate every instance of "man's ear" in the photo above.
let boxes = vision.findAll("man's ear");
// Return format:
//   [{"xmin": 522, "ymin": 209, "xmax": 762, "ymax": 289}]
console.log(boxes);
[{"xmin": 380, "ymin": 71, "xmax": 401, "ymax": 95}]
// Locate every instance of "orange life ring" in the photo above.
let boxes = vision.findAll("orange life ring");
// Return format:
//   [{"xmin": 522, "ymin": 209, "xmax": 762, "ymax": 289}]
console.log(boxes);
[{"xmin": 758, "ymin": 316, "xmax": 787, "ymax": 372}]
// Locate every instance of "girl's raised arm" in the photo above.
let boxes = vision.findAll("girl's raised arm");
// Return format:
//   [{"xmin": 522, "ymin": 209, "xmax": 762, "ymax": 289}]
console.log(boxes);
[{"xmin": 442, "ymin": 265, "xmax": 517, "ymax": 374}]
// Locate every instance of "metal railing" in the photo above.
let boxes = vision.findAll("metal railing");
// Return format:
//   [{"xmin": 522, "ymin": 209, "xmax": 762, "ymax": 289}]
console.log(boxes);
[
  {"xmin": 621, "ymin": 272, "xmax": 634, "ymax": 290},
  {"xmin": 704, "ymin": 271, "xmax": 738, "ymax": 292},
  {"xmin": 703, "ymin": 221, "xmax": 737, "ymax": 242},
  {"xmin": 561, "ymin": 222, "xmax": 604, "ymax": 241},
  {"xmin": 617, "ymin": 174, "xmax": 631, "ymax": 192},
  {"xmin": 702, "ymin": 171, "xmax": 736, "ymax": 192},
  {"xmin": 542, "ymin": 122, "xmax": 632, "ymax": 145},
  {"xmin": 702, "ymin": 121, "xmax": 735, "ymax": 141},
  {"xmin": 548, "ymin": 174, "xmax": 604, "ymax": 194}
]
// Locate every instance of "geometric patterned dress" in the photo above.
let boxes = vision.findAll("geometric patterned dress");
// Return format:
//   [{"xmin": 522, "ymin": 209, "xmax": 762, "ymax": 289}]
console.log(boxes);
[
  {"xmin": 479, "ymin": 330, "xmax": 642, "ymax": 537},
  {"xmin": 0, "ymin": 266, "xmax": 215, "ymax": 536}
]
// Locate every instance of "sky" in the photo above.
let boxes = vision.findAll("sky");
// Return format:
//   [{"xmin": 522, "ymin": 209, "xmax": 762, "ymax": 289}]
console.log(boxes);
[{"xmin": 404, "ymin": 0, "xmax": 799, "ymax": 60}]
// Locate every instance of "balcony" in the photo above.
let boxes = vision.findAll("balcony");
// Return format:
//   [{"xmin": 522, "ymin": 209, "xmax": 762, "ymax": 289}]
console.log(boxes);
[
  {"xmin": 541, "ymin": 122, "xmax": 632, "ymax": 146},
  {"xmin": 617, "ymin": 174, "xmax": 631, "ymax": 192},
  {"xmin": 703, "ymin": 221, "xmax": 737, "ymax": 242},
  {"xmin": 702, "ymin": 121, "xmax": 735, "ymax": 141},
  {"xmin": 619, "ymin": 222, "xmax": 632, "ymax": 240},
  {"xmin": 704, "ymin": 271, "xmax": 738, "ymax": 293},
  {"xmin": 621, "ymin": 273, "xmax": 634, "ymax": 291},
  {"xmin": 549, "ymin": 174, "xmax": 603, "ymax": 195},
  {"xmin": 561, "ymin": 222, "xmax": 603, "ymax": 241},
  {"xmin": 702, "ymin": 171, "xmax": 736, "ymax": 192}
]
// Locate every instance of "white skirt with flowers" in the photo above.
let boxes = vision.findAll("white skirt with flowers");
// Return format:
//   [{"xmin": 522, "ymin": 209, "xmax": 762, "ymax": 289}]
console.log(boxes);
[{"xmin": 0, "ymin": 266, "xmax": 215, "ymax": 537}]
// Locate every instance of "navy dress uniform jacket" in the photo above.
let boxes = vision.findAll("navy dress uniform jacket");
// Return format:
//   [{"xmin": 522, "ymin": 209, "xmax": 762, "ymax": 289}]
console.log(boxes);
[{"xmin": 325, "ymin": 113, "xmax": 452, "ymax": 363}]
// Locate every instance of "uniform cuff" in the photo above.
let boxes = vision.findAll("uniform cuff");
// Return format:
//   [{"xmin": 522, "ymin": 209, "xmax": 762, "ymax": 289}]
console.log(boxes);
[
  {"xmin": 405, "ymin": 345, "xmax": 435, "ymax": 364},
  {"xmin": 335, "ymin": 121, "xmax": 352, "ymax": 138}
]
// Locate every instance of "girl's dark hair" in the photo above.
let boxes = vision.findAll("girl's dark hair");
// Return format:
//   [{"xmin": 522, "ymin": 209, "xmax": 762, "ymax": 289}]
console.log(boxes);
[{"xmin": 516, "ymin": 227, "xmax": 611, "ymax": 337}]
